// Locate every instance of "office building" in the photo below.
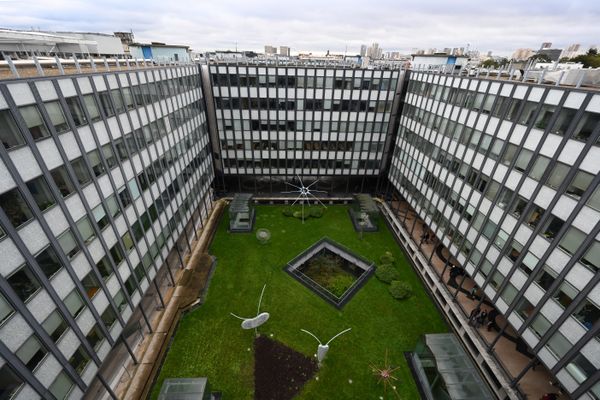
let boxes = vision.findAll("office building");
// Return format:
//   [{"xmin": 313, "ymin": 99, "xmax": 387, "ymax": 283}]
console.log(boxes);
[
  {"xmin": 360, "ymin": 44, "xmax": 367, "ymax": 57},
  {"xmin": 0, "ymin": 61, "xmax": 214, "ymax": 399},
  {"xmin": 0, "ymin": 52, "xmax": 599, "ymax": 400},
  {"xmin": 264, "ymin": 45, "xmax": 277, "ymax": 55},
  {"xmin": 279, "ymin": 46, "xmax": 291, "ymax": 57}
]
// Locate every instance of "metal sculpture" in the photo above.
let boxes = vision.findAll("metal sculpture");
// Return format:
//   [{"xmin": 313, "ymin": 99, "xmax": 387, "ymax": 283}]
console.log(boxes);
[
  {"xmin": 282, "ymin": 175, "xmax": 327, "ymax": 223},
  {"xmin": 230, "ymin": 284, "xmax": 270, "ymax": 333},
  {"xmin": 300, "ymin": 327, "xmax": 351, "ymax": 364}
]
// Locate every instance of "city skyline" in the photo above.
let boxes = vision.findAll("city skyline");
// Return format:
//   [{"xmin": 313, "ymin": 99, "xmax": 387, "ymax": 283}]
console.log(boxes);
[{"xmin": 0, "ymin": 0, "xmax": 598, "ymax": 56}]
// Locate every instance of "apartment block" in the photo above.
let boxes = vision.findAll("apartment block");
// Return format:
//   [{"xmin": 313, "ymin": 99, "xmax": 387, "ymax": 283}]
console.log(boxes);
[{"xmin": 0, "ymin": 64, "xmax": 214, "ymax": 399}]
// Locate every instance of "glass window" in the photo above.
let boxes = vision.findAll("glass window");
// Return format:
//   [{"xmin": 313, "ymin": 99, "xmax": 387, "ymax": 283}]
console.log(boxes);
[
  {"xmin": 50, "ymin": 166, "xmax": 75, "ymax": 197},
  {"xmin": 110, "ymin": 243, "xmax": 124, "ymax": 265},
  {"xmin": 106, "ymin": 195, "xmax": 120, "ymax": 218},
  {"xmin": 83, "ymin": 94, "xmax": 101, "ymax": 122},
  {"xmin": 88, "ymin": 149, "xmax": 105, "ymax": 177},
  {"xmin": 19, "ymin": 105, "xmax": 50, "ymax": 140},
  {"xmin": 546, "ymin": 163, "xmax": 569, "ymax": 189},
  {"xmin": 501, "ymin": 282, "xmax": 518, "ymax": 304},
  {"xmin": 572, "ymin": 299, "xmax": 599, "ymax": 330},
  {"xmin": 113, "ymin": 289, "xmax": 127, "ymax": 312},
  {"xmin": 35, "ymin": 246, "xmax": 63, "ymax": 278},
  {"xmin": 0, "ymin": 292, "xmax": 14, "ymax": 325},
  {"xmin": 526, "ymin": 206, "xmax": 544, "ymax": 228},
  {"xmin": 16, "ymin": 335, "xmax": 46, "ymax": 371},
  {"xmin": 98, "ymin": 91, "xmax": 115, "ymax": 117},
  {"xmin": 566, "ymin": 354, "xmax": 596, "ymax": 384},
  {"xmin": 44, "ymin": 101, "xmax": 69, "ymax": 133},
  {"xmin": 551, "ymin": 107, "xmax": 577, "ymax": 135},
  {"xmin": 65, "ymin": 97, "xmax": 87, "ymax": 127},
  {"xmin": 7, "ymin": 265, "xmax": 40, "ymax": 302},
  {"xmin": 122, "ymin": 232, "xmax": 134, "ymax": 252},
  {"xmin": 535, "ymin": 266, "xmax": 556, "ymax": 291},
  {"xmin": 81, "ymin": 272, "xmax": 101, "ymax": 299},
  {"xmin": 86, "ymin": 324, "xmax": 105, "ymax": 350},
  {"xmin": 514, "ymin": 149, "xmax": 532, "ymax": 172},
  {"xmin": 92, "ymin": 204, "xmax": 109, "ymax": 230},
  {"xmin": 102, "ymin": 144, "xmax": 117, "ymax": 169},
  {"xmin": 515, "ymin": 297, "xmax": 534, "ymax": 320},
  {"xmin": 49, "ymin": 371, "xmax": 73, "ymax": 400},
  {"xmin": 76, "ymin": 216, "xmax": 95, "ymax": 243},
  {"xmin": 64, "ymin": 290, "xmax": 85, "ymax": 318},
  {"xmin": 0, "ymin": 188, "xmax": 33, "ymax": 228},
  {"xmin": 118, "ymin": 187, "xmax": 132, "ymax": 208},
  {"xmin": 494, "ymin": 229, "xmax": 509, "ymax": 249},
  {"xmin": 96, "ymin": 256, "xmax": 113, "ymax": 280},
  {"xmin": 0, "ymin": 364, "xmax": 23, "ymax": 398},
  {"xmin": 26, "ymin": 175, "xmax": 55, "ymax": 211},
  {"xmin": 580, "ymin": 241, "xmax": 599, "ymax": 272},
  {"xmin": 71, "ymin": 157, "xmax": 91, "ymax": 186},
  {"xmin": 111, "ymin": 89, "xmax": 125, "ymax": 113},
  {"xmin": 566, "ymin": 170, "xmax": 593, "ymax": 199},
  {"xmin": 554, "ymin": 280, "xmax": 577, "ymax": 308},
  {"xmin": 546, "ymin": 331, "xmax": 571, "ymax": 359},
  {"xmin": 530, "ymin": 313, "xmax": 551, "ymax": 338},
  {"xmin": 558, "ymin": 227, "xmax": 586, "ymax": 255},
  {"xmin": 68, "ymin": 346, "xmax": 91, "ymax": 374},
  {"xmin": 58, "ymin": 230, "xmax": 79, "ymax": 259},
  {"xmin": 128, "ymin": 179, "xmax": 140, "ymax": 199},
  {"xmin": 529, "ymin": 156, "xmax": 550, "ymax": 181},
  {"xmin": 100, "ymin": 306, "xmax": 117, "ymax": 328},
  {"xmin": 0, "ymin": 109, "xmax": 25, "ymax": 149},
  {"xmin": 573, "ymin": 112, "xmax": 600, "ymax": 142},
  {"xmin": 543, "ymin": 216, "xmax": 565, "ymax": 240},
  {"xmin": 42, "ymin": 310, "xmax": 68, "ymax": 342}
]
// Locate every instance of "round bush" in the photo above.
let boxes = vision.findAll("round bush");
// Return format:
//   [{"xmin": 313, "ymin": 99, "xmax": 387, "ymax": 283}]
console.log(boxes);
[
  {"xmin": 375, "ymin": 264, "xmax": 400, "ymax": 283},
  {"xmin": 293, "ymin": 211, "xmax": 304, "ymax": 219},
  {"xmin": 380, "ymin": 251, "xmax": 395, "ymax": 265},
  {"xmin": 389, "ymin": 281, "xmax": 413, "ymax": 300},
  {"xmin": 309, "ymin": 208, "xmax": 324, "ymax": 218},
  {"xmin": 256, "ymin": 228, "xmax": 272, "ymax": 244},
  {"xmin": 282, "ymin": 208, "xmax": 293, "ymax": 217}
]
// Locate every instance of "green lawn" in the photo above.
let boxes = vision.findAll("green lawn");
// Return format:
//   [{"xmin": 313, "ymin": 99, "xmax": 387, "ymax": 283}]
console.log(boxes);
[{"xmin": 150, "ymin": 205, "xmax": 447, "ymax": 399}]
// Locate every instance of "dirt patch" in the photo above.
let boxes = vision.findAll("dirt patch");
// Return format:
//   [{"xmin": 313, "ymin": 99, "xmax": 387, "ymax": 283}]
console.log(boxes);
[{"xmin": 254, "ymin": 336, "xmax": 318, "ymax": 400}]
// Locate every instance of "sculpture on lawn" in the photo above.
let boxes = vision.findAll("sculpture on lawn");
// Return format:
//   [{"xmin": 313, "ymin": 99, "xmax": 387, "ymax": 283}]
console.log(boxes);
[
  {"xmin": 300, "ymin": 327, "xmax": 352, "ymax": 365},
  {"xmin": 282, "ymin": 175, "xmax": 327, "ymax": 223},
  {"xmin": 230, "ymin": 284, "xmax": 270, "ymax": 333}
]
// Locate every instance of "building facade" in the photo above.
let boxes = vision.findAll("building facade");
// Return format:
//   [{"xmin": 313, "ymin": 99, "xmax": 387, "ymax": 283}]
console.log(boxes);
[
  {"xmin": 204, "ymin": 64, "xmax": 402, "ymax": 194},
  {"xmin": 388, "ymin": 70, "xmax": 599, "ymax": 399},
  {"xmin": 0, "ymin": 63, "xmax": 214, "ymax": 399}
]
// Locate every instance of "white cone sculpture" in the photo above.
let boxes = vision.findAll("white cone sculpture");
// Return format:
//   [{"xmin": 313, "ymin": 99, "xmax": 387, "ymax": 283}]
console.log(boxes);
[
  {"xmin": 300, "ymin": 328, "xmax": 352, "ymax": 365},
  {"xmin": 230, "ymin": 284, "xmax": 270, "ymax": 332}
]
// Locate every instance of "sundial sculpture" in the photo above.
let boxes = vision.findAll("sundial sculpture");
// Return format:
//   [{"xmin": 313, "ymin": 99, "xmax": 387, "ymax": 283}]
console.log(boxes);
[
  {"xmin": 300, "ymin": 328, "xmax": 352, "ymax": 365},
  {"xmin": 230, "ymin": 284, "xmax": 269, "ymax": 333},
  {"xmin": 282, "ymin": 175, "xmax": 327, "ymax": 223}
]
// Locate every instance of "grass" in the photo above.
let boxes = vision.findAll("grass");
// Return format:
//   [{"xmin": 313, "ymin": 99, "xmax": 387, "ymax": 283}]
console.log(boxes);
[{"xmin": 150, "ymin": 205, "xmax": 447, "ymax": 399}]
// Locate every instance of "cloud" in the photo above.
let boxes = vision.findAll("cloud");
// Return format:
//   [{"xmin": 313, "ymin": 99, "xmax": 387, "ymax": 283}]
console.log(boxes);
[{"xmin": 0, "ymin": 0, "xmax": 598, "ymax": 56}]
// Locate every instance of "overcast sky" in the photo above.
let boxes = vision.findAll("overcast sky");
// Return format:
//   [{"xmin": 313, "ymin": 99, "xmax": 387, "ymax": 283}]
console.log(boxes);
[{"xmin": 1, "ymin": 0, "xmax": 599, "ymax": 56}]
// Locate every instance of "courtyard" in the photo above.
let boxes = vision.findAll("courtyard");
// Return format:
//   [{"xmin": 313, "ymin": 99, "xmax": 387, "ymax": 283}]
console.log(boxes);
[{"xmin": 150, "ymin": 204, "xmax": 447, "ymax": 399}]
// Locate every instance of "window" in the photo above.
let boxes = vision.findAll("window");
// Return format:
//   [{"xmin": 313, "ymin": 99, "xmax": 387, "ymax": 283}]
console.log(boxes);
[
  {"xmin": 49, "ymin": 371, "xmax": 74, "ymax": 400},
  {"xmin": 19, "ymin": 104, "xmax": 50, "ymax": 140},
  {"xmin": 92, "ymin": 203, "xmax": 109, "ymax": 230},
  {"xmin": 83, "ymin": 94, "xmax": 101, "ymax": 122},
  {"xmin": 546, "ymin": 163, "xmax": 569, "ymax": 190},
  {"xmin": 50, "ymin": 166, "xmax": 75, "ymax": 197},
  {"xmin": 553, "ymin": 281, "xmax": 577, "ymax": 308},
  {"xmin": 551, "ymin": 107, "xmax": 577, "ymax": 135},
  {"xmin": 580, "ymin": 241, "xmax": 599, "ymax": 272},
  {"xmin": 68, "ymin": 346, "xmax": 91, "ymax": 374},
  {"xmin": 44, "ymin": 101, "xmax": 69, "ymax": 133},
  {"xmin": 98, "ymin": 91, "xmax": 115, "ymax": 117},
  {"xmin": 566, "ymin": 354, "xmax": 596, "ymax": 385},
  {"xmin": 587, "ymin": 185, "xmax": 600, "ymax": 211},
  {"xmin": 515, "ymin": 298, "xmax": 534, "ymax": 320},
  {"xmin": 16, "ymin": 335, "xmax": 46, "ymax": 371},
  {"xmin": 26, "ymin": 175, "xmax": 55, "ymax": 211},
  {"xmin": 501, "ymin": 283, "xmax": 518, "ymax": 304},
  {"xmin": 7, "ymin": 265, "xmax": 40, "ymax": 302},
  {"xmin": 559, "ymin": 227, "xmax": 586, "ymax": 255},
  {"xmin": 530, "ymin": 313, "xmax": 551, "ymax": 338},
  {"xmin": 100, "ymin": 306, "xmax": 117, "ymax": 328},
  {"xmin": 86, "ymin": 324, "xmax": 105, "ymax": 350},
  {"xmin": 507, "ymin": 240, "xmax": 523, "ymax": 261},
  {"xmin": 113, "ymin": 289, "xmax": 127, "ymax": 312},
  {"xmin": 42, "ymin": 310, "xmax": 68, "ymax": 342},
  {"xmin": 96, "ymin": 256, "xmax": 113, "ymax": 280},
  {"xmin": 102, "ymin": 144, "xmax": 117, "ymax": 169},
  {"xmin": 511, "ymin": 197, "xmax": 528, "ymax": 218},
  {"xmin": 546, "ymin": 331, "xmax": 571, "ymax": 359},
  {"xmin": 0, "ymin": 109, "xmax": 25, "ymax": 149},
  {"xmin": 0, "ymin": 188, "xmax": 33, "ymax": 228},
  {"xmin": 58, "ymin": 230, "xmax": 79, "ymax": 259},
  {"xmin": 529, "ymin": 156, "xmax": 550, "ymax": 181},
  {"xmin": 535, "ymin": 266, "xmax": 556, "ymax": 291},
  {"xmin": 76, "ymin": 216, "xmax": 95, "ymax": 244},
  {"xmin": 122, "ymin": 232, "xmax": 134, "ymax": 252},
  {"xmin": 0, "ymin": 293, "xmax": 14, "ymax": 325},
  {"xmin": 566, "ymin": 170, "xmax": 593, "ymax": 199},
  {"xmin": 573, "ymin": 112, "xmax": 600, "ymax": 142},
  {"xmin": 65, "ymin": 97, "xmax": 87, "ymax": 126},
  {"xmin": 494, "ymin": 229, "xmax": 509, "ymax": 249},
  {"xmin": 118, "ymin": 187, "xmax": 132, "ymax": 208},
  {"xmin": 526, "ymin": 206, "xmax": 544, "ymax": 227},
  {"xmin": 128, "ymin": 179, "xmax": 140, "ymax": 199},
  {"xmin": 572, "ymin": 300, "xmax": 599, "ymax": 330},
  {"xmin": 543, "ymin": 216, "xmax": 564, "ymax": 240},
  {"xmin": 64, "ymin": 290, "xmax": 85, "ymax": 318},
  {"xmin": 0, "ymin": 364, "xmax": 23, "ymax": 398},
  {"xmin": 519, "ymin": 252, "xmax": 539, "ymax": 275},
  {"xmin": 110, "ymin": 243, "xmax": 124, "ymax": 265},
  {"xmin": 36, "ymin": 246, "xmax": 64, "ymax": 278},
  {"xmin": 88, "ymin": 149, "xmax": 105, "ymax": 177},
  {"xmin": 71, "ymin": 157, "xmax": 91, "ymax": 186},
  {"xmin": 81, "ymin": 272, "xmax": 101, "ymax": 299}
]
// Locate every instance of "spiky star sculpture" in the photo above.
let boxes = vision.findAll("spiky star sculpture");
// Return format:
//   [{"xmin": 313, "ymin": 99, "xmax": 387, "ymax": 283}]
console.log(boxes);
[
  {"xmin": 370, "ymin": 349, "xmax": 401, "ymax": 399},
  {"xmin": 282, "ymin": 175, "xmax": 327, "ymax": 223}
]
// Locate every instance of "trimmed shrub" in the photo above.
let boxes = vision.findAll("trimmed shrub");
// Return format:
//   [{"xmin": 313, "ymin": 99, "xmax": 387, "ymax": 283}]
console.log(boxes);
[
  {"xmin": 293, "ymin": 211, "xmax": 305, "ymax": 220},
  {"xmin": 309, "ymin": 208, "xmax": 324, "ymax": 218},
  {"xmin": 282, "ymin": 208, "xmax": 293, "ymax": 217},
  {"xmin": 389, "ymin": 281, "xmax": 413, "ymax": 300},
  {"xmin": 375, "ymin": 264, "xmax": 400, "ymax": 283},
  {"xmin": 380, "ymin": 251, "xmax": 395, "ymax": 265}
]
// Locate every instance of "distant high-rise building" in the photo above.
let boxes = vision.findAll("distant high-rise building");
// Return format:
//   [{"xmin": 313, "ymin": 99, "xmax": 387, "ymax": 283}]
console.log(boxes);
[
  {"xmin": 562, "ymin": 44, "xmax": 582, "ymax": 59},
  {"xmin": 540, "ymin": 42, "xmax": 552, "ymax": 49},
  {"xmin": 360, "ymin": 44, "xmax": 367, "ymax": 57},
  {"xmin": 279, "ymin": 46, "xmax": 290, "ymax": 57},
  {"xmin": 537, "ymin": 47, "xmax": 563, "ymax": 62},
  {"xmin": 511, "ymin": 48, "xmax": 535, "ymax": 61},
  {"xmin": 367, "ymin": 42, "xmax": 382, "ymax": 59},
  {"xmin": 264, "ymin": 45, "xmax": 277, "ymax": 55}
]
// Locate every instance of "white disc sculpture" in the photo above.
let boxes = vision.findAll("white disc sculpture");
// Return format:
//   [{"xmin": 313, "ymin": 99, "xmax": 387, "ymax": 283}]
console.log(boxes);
[
  {"xmin": 230, "ymin": 284, "xmax": 270, "ymax": 332},
  {"xmin": 300, "ymin": 328, "xmax": 352, "ymax": 365}
]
